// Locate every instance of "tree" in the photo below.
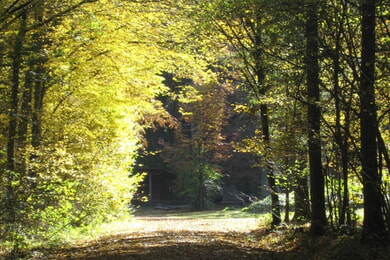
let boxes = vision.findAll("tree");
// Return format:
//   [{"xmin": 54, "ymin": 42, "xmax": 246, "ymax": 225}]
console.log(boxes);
[
  {"xmin": 160, "ymin": 73, "xmax": 231, "ymax": 210},
  {"xmin": 252, "ymin": 9, "xmax": 281, "ymax": 226},
  {"xmin": 0, "ymin": 0, "xmax": 183, "ymax": 254},
  {"xmin": 197, "ymin": 0, "xmax": 282, "ymax": 226},
  {"xmin": 4, "ymin": 7, "xmax": 27, "ymax": 240},
  {"xmin": 359, "ymin": 0, "xmax": 388, "ymax": 243},
  {"xmin": 319, "ymin": 0, "xmax": 359, "ymax": 230},
  {"xmin": 305, "ymin": 0, "xmax": 327, "ymax": 235}
]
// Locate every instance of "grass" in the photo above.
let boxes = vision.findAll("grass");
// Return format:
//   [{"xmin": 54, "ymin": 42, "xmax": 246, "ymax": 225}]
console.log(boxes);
[{"xmin": 134, "ymin": 205, "xmax": 264, "ymax": 219}]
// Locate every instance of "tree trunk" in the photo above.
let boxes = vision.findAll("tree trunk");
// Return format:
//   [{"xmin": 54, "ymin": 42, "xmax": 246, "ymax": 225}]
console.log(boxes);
[
  {"xmin": 293, "ymin": 171, "xmax": 310, "ymax": 223},
  {"xmin": 31, "ymin": 63, "xmax": 45, "ymax": 148},
  {"xmin": 31, "ymin": 3, "xmax": 46, "ymax": 149},
  {"xmin": 16, "ymin": 67, "xmax": 33, "ymax": 177},
  {"xmin": 267, "ymin": 165, "xmax": 281, "ymax": 226},
  {"xmin": 340, "ymin": 141, "xmax": 351, "ymax": 225},
  {"xmin": 253, "ymin": 10, "xmax": 281, "ymax": 226},
  {"xmin": 26, "ymin": 5, "xmax": 47, "ymax": 187},
  {"xmin": 260, "ymin": 103, "xmax": 281, "ymax": 226},
  {"xmin": 359, "ymin": 0, "xmax": 388, "ymax": 243},
  {"xmin": 331, "ymin": 33, "xmax": 351, "ymax": 226},
  {"xmin": 18, "ymin": 70, "xmax": 33, "ymax": 146},
  {"xmin": 5, "ymin": 11, "xmax": 27, "ymax": 226},
  {"xmin": 196, "ymin": 167, "xmax": 205, "ymax": 211},
  {"xmin": 4, "ymin": 12, "xmax": 27, "ymax": 259},
  {"xmin": 305, "ymin": 0, "xmax": 327, "ymax": 236},
  {"xmin": 285, "ymin": 188, "xmax": 290, "ymax": 223}
]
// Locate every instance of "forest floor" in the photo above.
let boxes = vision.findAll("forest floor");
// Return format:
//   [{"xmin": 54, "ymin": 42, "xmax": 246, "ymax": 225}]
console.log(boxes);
[{"xmin": 25, "ymin": 207, "xmax": 390, "ymax": 260}]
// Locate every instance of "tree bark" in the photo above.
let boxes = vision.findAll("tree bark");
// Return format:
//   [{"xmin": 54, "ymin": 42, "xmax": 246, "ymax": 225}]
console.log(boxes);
[
  {"xmin": 31, "ymin": 63, "xmax": 45, "ymax": 148},
  {"xmin": 18, "ymin": 70, "xmax": 33, "ymax": 146},
  {"xmin": 255, "ymin": 26, "xmax": 281, "ymax": 226},
  {"xmin": 31, "ymin": 3, "xmax": 46, "ymax": 149},
  {"xmin": 359, "ymin": 0, "xmax": 388, "ymax": 243},
  {"xmin": 331, "ymin": 32, "xmax": 351, "ymax": 226},
  {"xmin": 293, "ymin": 168, "xmax": 310, "ymax": 222},
  {"xmin": 5, "ymin": 11, "xmax": 27, "ymax": 225},
  {"xmin": 305, "ymin": 0, "xmax": 327, "ymax": 236}
]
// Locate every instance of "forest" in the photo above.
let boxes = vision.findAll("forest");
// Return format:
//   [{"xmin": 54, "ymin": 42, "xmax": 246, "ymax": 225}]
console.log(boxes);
[{"xmin": 0, "ymin": 0, "xmax": 389, "ymax": 259}]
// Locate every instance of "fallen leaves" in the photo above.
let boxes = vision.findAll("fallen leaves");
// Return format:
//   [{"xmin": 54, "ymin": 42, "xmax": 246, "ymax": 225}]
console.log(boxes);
[
  {"xmin": 23, "ymin": 211, "xmax": 390, "ymax": 260},
  {"xmin": 38, "ymin": 216, "xmax": 274, "ymax": 259}
]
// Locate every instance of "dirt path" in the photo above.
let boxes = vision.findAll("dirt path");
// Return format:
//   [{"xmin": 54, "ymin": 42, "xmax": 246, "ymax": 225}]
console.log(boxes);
[
  {"xmin": 41, "ymin": 216, "xmax": 285, "ymax": 260},
  {"xmin": 28, "ymin": 214, "xmax": 390, "ymax": 260}
]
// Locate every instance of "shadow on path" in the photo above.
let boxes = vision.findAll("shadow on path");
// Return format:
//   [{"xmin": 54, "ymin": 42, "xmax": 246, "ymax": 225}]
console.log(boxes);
[{"xmin": 44, "ymin": 230, "xmax": 281, "ymax": 260}]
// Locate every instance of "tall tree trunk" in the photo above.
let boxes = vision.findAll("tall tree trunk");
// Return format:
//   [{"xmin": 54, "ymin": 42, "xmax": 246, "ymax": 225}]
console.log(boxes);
[
  {"xmin": 305, "ymin": 0, "xmax": 327, "ymax": 236},
  {"xmin": 260, "ymin": 102, "xmax": 281, "ymax": 226},
  {"xmin": 4, "ymin": 11, "xmax": 27, "ymax": 259},
  {"xmin": 5, "ymin": 11, "xmax": 27, "ymax": 226},
  {"xmin": 31, "ymin": 3, "xmax": 46, "ymax": 148},
  {"xmin": 31, "ymin": 63, "xmax": 45, "ymax": 148},
  {"xmin": 27, "ymin": 4, "xmax": 47, "ymax": 186},
  {"xmin": 331, "ymin": 34, "xmax": 351, "ymax": 226},
  {"xmin": 254, "ymin": 21, "xmax": 281, "ymax": 226},
  {"xmin": 359, "ymin": 0, "xmax": 388, "ymax": 243},
  {"xmin": 15, "ymin": 69, "xmax": 33, "ymax": 179}
]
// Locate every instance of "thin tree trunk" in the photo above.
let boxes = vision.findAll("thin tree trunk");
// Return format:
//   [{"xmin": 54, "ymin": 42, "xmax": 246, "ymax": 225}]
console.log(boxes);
[
  {"xmin": 285, "ymin": 188, "xmax": 290, "ymax": 223},
  {"xmin": 331, "ymin": 34, "xmax": 350, "ymax": 226},
  {"xmin": 31, "ymin": 3, "xmax": 46, "ymax": 149},
  {"xmin": 340, "ymin": 142, "xmax": 351, "ymax": 225},
  {"xmin": 196, "ymin": 167, "xmax": 205, "ymax": 211},
  {"xmin": 260, "ymin": 103, "xmax": 281, "ymax": 226},
  {"xmin": 31, "ymin": 64, "xmax": 45, "ymax": 148},
  {"xmin": 258, "ymin": 70, "xmax": 281, "ymax": 226},
  {"xmin": 254, "ymin": 10, "xmax": 281, "ymax": 226}
]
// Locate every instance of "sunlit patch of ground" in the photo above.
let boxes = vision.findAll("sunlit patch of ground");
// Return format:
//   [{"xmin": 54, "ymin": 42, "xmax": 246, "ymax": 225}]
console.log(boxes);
[{"xmin": 126, "ymin": 216, "xmax": 261, "ymax": 232}]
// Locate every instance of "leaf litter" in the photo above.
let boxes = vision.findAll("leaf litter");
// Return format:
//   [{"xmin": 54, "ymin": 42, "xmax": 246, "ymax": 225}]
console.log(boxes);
[
  {"xmin": 27, "ymin": 211, "xmax": 390, "ymax": 260},
  {"xmin": 36, "ymin": 215, "xmax": 280, "ymax": 259}
]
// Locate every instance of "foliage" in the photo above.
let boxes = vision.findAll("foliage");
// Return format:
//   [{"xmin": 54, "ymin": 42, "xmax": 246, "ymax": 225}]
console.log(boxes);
[
  {"xmin": 196, "ymin": 0, "xmax": 390, "ymax": 239},
  {"xmin": 243, "ymin": 194, "xmax": 294, "ymax": 214},
  {"xmin": 0, "ymin": 0, "xmax": 195, "ymax": 255},
  {"xmin": 160, "ymin": 73, "xmax": 232, "ymax": 210},
  {"xmin": 0, "ymin": 0, "xmax": 389, "ymax": 255}
]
